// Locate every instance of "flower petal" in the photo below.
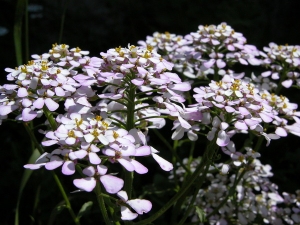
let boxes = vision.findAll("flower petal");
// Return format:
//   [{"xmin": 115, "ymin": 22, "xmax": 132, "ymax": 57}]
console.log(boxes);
[
  {"xmin": 73, "ymin": 177, "xmax": 96, "ymax": 192},
  {"xmin": 100, "ymin": 175, "xmax": 124, "ymax": 194}
]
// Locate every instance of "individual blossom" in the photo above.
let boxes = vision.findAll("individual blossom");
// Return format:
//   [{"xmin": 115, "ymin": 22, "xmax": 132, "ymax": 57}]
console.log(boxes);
[{"xmin": 73, "ymin": 165, "xmax": 124, "ymax": 193}]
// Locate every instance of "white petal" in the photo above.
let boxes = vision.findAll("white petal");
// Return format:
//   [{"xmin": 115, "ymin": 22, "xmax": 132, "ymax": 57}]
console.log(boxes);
[
  {"xmin": 120, "ymin": 206, "xmax": 138, "ymax": 220},
  {"xmin": 152, "ymin": 153, "xmax": 173, "ymax": 171},
  {"xmin": 100, "ymin": 175, "xmax": 124, "ymax": 194},
  {"xmin": 127, "ymin": 199, "xmax": 152, "ymax": 214},
  {"xmin": 62, "ymin": 161, "xmax": 75, "ymax": 175},
  {"xmin": 73, "ymin": 177, "xmax": 96, "ymax": 192}
]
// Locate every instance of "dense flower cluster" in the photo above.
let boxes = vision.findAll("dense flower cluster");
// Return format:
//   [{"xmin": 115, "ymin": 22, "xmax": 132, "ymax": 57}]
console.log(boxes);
[
  {"xmin": 260, "ymin": 43, "xmax": 300, "ymax": 88},
  {"xmin": 139, "ymin": 22, "xmax": 261, "ymax": 79},
  {"xmin": 1, "ymin": 22, "xmax": 300, "ymax": 224},
  {"xmin": 172, "ymin": 157, "xmax": 300, "ymax": 225}
]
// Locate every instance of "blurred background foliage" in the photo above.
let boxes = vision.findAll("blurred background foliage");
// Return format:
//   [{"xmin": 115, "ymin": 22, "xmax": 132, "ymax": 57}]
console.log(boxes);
[{"xmin": 0, "ymin": 0, "xmax": 300, "ymax": 224}]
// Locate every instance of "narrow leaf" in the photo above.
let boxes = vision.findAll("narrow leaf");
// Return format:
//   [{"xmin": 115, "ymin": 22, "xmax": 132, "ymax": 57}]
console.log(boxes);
[
  {"xmin": 77, "ymin": 201, "xmax": 93, "ymax": 219},
  {"xmin": 195, "ymin": 206, "xmax": 206, "ymax": 222},
  {"xmin": 14, "ymin": 149, "xmax": 41, "ymax": 225}
]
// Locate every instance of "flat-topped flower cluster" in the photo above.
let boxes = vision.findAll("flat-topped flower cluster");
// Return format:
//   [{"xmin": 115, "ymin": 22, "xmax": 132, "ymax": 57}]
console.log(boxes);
[{"xmin": 1, "ymin": 22, "xmax": 300, "ymax": 224}]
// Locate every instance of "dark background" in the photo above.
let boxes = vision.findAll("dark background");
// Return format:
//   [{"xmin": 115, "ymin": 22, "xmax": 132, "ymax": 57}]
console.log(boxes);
[{"xmin": 1, "ymin": 0, "xmax": 300, "ymax": 224}]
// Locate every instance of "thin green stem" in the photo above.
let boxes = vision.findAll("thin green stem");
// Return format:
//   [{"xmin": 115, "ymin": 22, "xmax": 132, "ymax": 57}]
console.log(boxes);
[
  {"xmin": 95, "ymin": 182, "xmax": 112, "ymax": 225},
  {"xmin": 43, "ymin": 106, "xmax": 58, "ymax": 130},
  {"xmin": 23, "ymin": 122, "xmax": 44, "ymax": 154},
  {"xmin": 24, "ymin": 0, "xmax": 29, "ymax": 62},
  {"xmin": 58, "ymin": 0, "xmax": 70, "ymax": 43},
  {"xmin": 52, "ymin": 171, "xmax": 81, "ymax": 225},
  {"xmin": 124, "ymin": 82, "xmax": 136, "ymax": 199}
]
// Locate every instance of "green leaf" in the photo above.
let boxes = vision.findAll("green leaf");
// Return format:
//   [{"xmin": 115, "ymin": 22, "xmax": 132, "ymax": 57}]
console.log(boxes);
[
  {"xmin": 77, "ymin": 201, "xmax": 93, "ymax": 219},
  {"xmin": 195, "ymin": 206, "xmax": 206, "ymax": 222},
  {"xmin": 14, "ymin": 0, "xmax": 27, "ymax": 65},
  {"xmin": 48, "ymin": 202, "xmax": 68, "ymax": 225},
  {"xmin": 14, "ymin": 148, "xmax": 41, "ymax": 225}
]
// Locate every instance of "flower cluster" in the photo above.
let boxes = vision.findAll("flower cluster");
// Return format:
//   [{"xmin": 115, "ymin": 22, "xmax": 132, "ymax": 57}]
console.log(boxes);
[
  {"xmin": 260, "ymin": 43, "xmax": 300, "ymax": 88},
  {"xmin": 171, "ymin": 74, "xmax": 300, "ymax": 150},
  {"xmin": 1, "ymin": 22, "xmax": 300, "ymax": 224},
  {"xmin": 139, "ymin": 22, "xmax": 261, "ymax": 79},
  {"xmin": 172, "ymin": 157, "xmax": 300, "ymax": 225}
]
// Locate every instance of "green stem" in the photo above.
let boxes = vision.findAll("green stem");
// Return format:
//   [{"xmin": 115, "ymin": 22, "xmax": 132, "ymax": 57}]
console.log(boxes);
[
  {"xmin": 124, "ymin": 82, "xmax": 136, "ymax": 199},
  {"xmin": 95, "ymin": 182, "xmax": 112, "ymax": 225},
  {"xmin": 58, "ymin": 0, "xmax": 70, "ymax": 43},
  {"xmin": 52, "ymin": 171, "xmax": 81, "ymax": 225},
  {"xmin": 43, "ymin": 106, "xmax": 58, "ymax": 130},
  {"xmin": 23, "ymin": 122, "xmax": 44, "ymax": 154},
  {"xmin": 24, "ymin": 0, "xmax": 29, "ymax": 62}
]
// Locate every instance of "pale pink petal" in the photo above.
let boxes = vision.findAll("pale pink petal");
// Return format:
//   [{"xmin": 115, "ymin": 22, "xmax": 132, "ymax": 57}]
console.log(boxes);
[
  {"xmin": 120, "ymin": 206, "xmax": 138, "ymax": 220},
  {"xmin": 135, "ymin": 146, "xmax": 151, "ymax": 156},
  {"xmin": 100, "ymin": 175, "xmax": 124, "ymax": 194},
  {"xmin": 89, "ymin": 152, "xmax": 101, "ymax": 164},
  {"xmin": 17, "ymin": 87, "xmax": 28, "ymax": 97},
  {"xmin": 282, "ymin": 79, "xmax": 293, "ymax": 88},
  {"xmin": 131, "ymin": 78, "xmax": 144, "ymax": 86},
  {"xmin": 42, "ymin": 140, "xmax": 58, "ymax": 146},
  {"xmin": 33, "ymin": 98, "xmax": 44, "ymax": 109},
  {"xmin": 55, "ymin": 87, "xmax": 66, "ymax": 96},
  {"xmin": 82, "ymin": 166, "xmax": 95, "ymax": 177},
  {"xmin": 203, "ymin": 59, "xmax": 215, "ymax": 68},
  {"xmin": 24, "ymin": 163, "xmax": 46, "ymax": 170},
  {"xmin": 127, "ymin": 199, "xmax": 152, "ymax": 214},
  {"xmin": 235, "ymin": 120, "xmax": 248, "ymax": 130},
  {"xmin": 216, "ymin": 59, "xmax": 226, "ymax": 68},
  {"xmin": 216, "ymin": 130, "xmax": 230, "ymax": 147},
  {"xmin": 117, "ymin": 190, "xmax": 128, "ymax": 201},
  {"xmin": 45, "ymin": 156, "xmax": 64, "ymax": 170},
  {"xmin": 259, "ymin": 112, "xmax": 273, "ymax": 123},
  {"xmin": 152, "ymin": 153, "xmax": 173, "ymax": 171},
  {"xmin": 65, "ymin": 137, "xmax": 76, "ymax": 145},
  {"xmin": 84, "ymin": 133, "xmax": 95, "ymax": 143},
  {"xmin": 131, "ymin": 159, "xmax": 148, "ymax": 174},
  {"xmin": 178, "ymin": 115, "xmax": 191, "ymax": 129},
  {"xmin": 45, "ymin": 98, "xmax": 59, "ymax": 111},
  {"xmin": 74, "ymin": 150, "xmax": 87, "ymax": 159},
  {"xmin": 62, "ymin": 161, "xmax": 75, "ymax": 175},
  {"xmin": 117, "ymin": 158, "xmax": 135, "ymax": 171},
  {"xmin": 22, "ymin": 108, "xmax": 37, "ymax": 121},
  {"xmin": 73, "ymin": 177, "xmax": 96, "ymax": 192},
  {"xmin": 275, "ymin": 127, "xmax": 287, "ymax": 137},
  {"xmin": 97, "ymin": 165, "xmax": 108, "ymax": 175},
  {"xmin": 98, "ymin": 134, "xmax": 109, "ymax": 145}
]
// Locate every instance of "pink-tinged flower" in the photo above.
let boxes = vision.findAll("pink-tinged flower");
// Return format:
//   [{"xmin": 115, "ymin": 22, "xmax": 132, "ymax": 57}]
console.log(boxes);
[
  {"xmin": 103, "ymin": 145, "xmax": 150, "ymax": 174},
  {"xmin": 70, "ymin": 142, "xmax": 101, "ymax": 165},
  {"xmin": 45, "ymin": 149, "xmax": 76, "ymax": 175},
  {"xmin": 33, "ymin": 89, "xmax": 59, "ymax": 111},
  {"xmin": 73, "ymin": 165, "xmax": 124, "ymax": 193},
  {"xmin": 117, "ymin": 190, "xmax": 152, "ymax": 221}
]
